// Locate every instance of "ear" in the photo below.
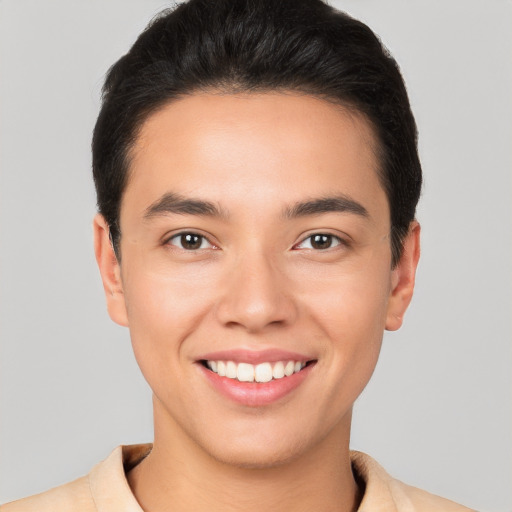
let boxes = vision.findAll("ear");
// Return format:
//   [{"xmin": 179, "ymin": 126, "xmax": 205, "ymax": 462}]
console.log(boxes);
[
  {"xmin": 93, "ymin": 214, "xmax": 129, "ymax": 327},
  {"xmin": 385, "ymin": 221, "xmax": 421, "ymax": 331}
]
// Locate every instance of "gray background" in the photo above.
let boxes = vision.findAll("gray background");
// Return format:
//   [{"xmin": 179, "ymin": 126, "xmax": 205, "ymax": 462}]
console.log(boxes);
[{"xmin": 0, "ymin": 1, "xmax": 510, "ymax": 510}]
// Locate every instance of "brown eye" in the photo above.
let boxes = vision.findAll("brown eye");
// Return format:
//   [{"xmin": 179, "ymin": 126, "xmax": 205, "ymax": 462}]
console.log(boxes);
[
  {"xmin": 310, "ymin": 234, "xmax": 334, "ymax": 249},
  {"xmin": 295, "ymin": 233, "xmax": 343, "ymax": 250},
  {"xmin": 168, "ymin": 232, "xmax": 211, "ymax": 250}
]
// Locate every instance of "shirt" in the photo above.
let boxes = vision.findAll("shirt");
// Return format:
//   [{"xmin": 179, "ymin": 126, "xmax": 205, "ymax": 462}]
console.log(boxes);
[{"xmin": 1, "ymin": 444, "xmax": 476, "ymax": 511}]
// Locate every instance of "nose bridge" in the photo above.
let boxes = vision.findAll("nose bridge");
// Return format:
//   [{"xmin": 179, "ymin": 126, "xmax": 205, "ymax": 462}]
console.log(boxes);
[{"xmin": 216, "ymin": 245, "xmax": 296, "ymax": 332}]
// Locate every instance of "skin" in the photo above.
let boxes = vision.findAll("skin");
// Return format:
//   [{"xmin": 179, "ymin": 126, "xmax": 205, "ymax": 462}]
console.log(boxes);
[{"xmin": 94, "ymin": 92, "xmax": 420, "ymax": 512}]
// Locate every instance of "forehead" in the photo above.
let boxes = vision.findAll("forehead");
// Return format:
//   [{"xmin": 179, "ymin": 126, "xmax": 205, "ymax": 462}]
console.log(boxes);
[
  {"xmin": 124, "ymin": 92, "xmax": 386, "ymax": 221},
  {"xmin": 132, "ymin": 92, "xmax": 379, "ymax": 167}
]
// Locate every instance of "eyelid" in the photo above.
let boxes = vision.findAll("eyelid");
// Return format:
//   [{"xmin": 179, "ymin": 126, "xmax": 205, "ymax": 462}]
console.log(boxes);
[
  {"xmin": 164, "ymin": 230, "xmax": 219, "ymax": 250},
  {"xmin": 293, "ymin": 231, "xmax": 350, "ymax": 250}
]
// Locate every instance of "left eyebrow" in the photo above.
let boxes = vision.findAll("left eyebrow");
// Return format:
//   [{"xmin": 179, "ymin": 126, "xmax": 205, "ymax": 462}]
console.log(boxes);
[
  {"xmin": 283, "ymin": 195, "xmax": 369, "ymax": 219},
  {"xmin": 143, "ymin": 192, "xmax": 226, "ymax": 220}
]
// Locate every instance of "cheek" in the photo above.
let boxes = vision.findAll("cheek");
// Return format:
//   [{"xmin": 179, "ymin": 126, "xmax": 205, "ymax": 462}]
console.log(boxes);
[
  {"xmin": 316, "ymin": 279, "xmax": 387, "ymax": 373},
  {"xmin": 121, "ymin": 264, "xmax": 218, "ymax": 372},
  {"xmin": 302, "ymin": 259, "xmax": 392, "ymax": 334},
  {"xmin": 301, "ymin": 262, "xmax": 391, "ymax": 396},
  {"xmin": 123, "ymin": 255, "xmax": 218, "ymax": 323}
]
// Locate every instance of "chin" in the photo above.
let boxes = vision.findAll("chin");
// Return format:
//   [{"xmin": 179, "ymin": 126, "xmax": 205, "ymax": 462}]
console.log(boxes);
[
  {"xmin": 206, "ymin": 440, "xmax": 306, "ymax": 470},
  {"xmin": 196, "ymin": 418, "xmax": 326, "ymax": 471}
]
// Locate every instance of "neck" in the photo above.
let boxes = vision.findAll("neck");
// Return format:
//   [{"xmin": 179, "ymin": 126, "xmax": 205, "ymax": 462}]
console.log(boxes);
[{"xmin": 127, "ymin": 399, "xmax": 361, "ymax": 512}]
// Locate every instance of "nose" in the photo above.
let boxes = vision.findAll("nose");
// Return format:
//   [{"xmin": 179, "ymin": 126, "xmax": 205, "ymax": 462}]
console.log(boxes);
[{"xmin": 215, "ymin": 250, "xmax": 297, "ymax": 333}]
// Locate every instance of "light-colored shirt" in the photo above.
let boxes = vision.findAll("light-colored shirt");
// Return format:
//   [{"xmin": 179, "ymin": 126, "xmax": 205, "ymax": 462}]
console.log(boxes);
[{"xmin": 1, "ymin": 444, "xmax": 475, "ymax": 511}]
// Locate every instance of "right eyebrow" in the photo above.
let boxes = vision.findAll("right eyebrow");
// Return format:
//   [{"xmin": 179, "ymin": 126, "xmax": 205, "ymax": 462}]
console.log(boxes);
[
  {"xmin": 143, "ymin": 192, "xmax": 226, "ymax": 220},
  {"xmin": 283, "ymin": 195, "xmax": 369, "ymax": 219}
]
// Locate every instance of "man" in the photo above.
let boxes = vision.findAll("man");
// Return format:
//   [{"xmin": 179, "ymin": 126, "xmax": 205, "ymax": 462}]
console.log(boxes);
[{"xmin": 1, "ymin": 0, "xmax": 476, "ymax": 510}]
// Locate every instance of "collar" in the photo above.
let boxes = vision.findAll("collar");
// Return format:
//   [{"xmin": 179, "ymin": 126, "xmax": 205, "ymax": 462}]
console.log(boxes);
[{"xmin": 88, "ymin": 444, "xmax": 402, "ymax": 512}]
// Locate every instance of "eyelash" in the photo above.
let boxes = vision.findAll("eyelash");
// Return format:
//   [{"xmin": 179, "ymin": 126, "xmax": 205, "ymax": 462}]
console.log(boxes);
[
  {"xmin": 166, "ymin": 232, "xmax": 217, "ymax": 251},
  {"xmin": 165, "ymin": 231, "xmax": 348, "ymax": 252},
  {"xmin": 294, "ymin": 233, "xmax": 347, "ymax": 251}
]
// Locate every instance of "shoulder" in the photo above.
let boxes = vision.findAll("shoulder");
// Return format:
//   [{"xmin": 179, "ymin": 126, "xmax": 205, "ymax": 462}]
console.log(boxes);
[
  {"xmin": 351, "ymin": 451, "xmax": 476, "ymax": 512},
  {"xmin": 388, "ymin": 477, "xmax": 476, "ymax": 512},
  {"xmin": 1, "ymin": 445, "xmax": 150, "ymax": 512},
  {"xmin": 0, "ymin": 476, "xmax": 95, "ymax": 512}
]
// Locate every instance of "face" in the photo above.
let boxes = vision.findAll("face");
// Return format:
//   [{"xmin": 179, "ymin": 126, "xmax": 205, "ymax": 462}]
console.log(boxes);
[{"xmin": 95, "ymin": 93, "xmax": 419, "ymax": 468}]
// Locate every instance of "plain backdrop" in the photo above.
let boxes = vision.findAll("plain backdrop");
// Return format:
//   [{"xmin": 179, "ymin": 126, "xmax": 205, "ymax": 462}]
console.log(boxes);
[{"xmin": 0, "ymin": 1, "xmax": 510, "ymax": 510}]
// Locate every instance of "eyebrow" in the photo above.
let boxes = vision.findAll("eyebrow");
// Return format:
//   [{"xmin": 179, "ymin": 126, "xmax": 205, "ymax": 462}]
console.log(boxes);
[
  {"xmin": 143, "ymin": 192, "xmax": 368, "ymax": 221},
  {"xmin": 143, "ymin": 192, "xmax": 225, "ymax": 219},
  {"xmin": 283, "ymin": 195, "xmax": 369, "ymax": 219}
]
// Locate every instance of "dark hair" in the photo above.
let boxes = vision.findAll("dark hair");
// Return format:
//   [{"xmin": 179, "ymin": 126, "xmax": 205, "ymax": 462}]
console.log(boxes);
[{"xmin": 92, "ymin": 0, "xmax": 422, "ymax": 266}]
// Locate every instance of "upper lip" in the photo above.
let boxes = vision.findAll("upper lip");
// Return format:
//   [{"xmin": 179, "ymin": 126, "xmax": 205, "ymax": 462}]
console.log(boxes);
[{"xmin": 197, "ymin": 348, "xmax": 315, "ymax": 365}]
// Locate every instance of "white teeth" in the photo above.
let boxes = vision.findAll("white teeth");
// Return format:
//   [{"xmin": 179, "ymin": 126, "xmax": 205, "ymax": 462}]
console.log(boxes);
[
  {"xmin": 272, "ymin": 361, "xmax": 285, "ymax": 379},
  {"xmin": 284, "ymin": 361, "xmax": 295, "ymax": 377},
  {"xmin": 237, "ymin": 362, "xmax": 255, "ymax": 382},
  {"xmin": 226, "ymin": 361, "xmax": 237, "ymax": 379},
  {"xmin": 255, "ymin": 363, "xmax": 273, "ymax": 383},
  {"xmin": 205, "ymin": 359, "xmax": 308, "ymax": 382}
]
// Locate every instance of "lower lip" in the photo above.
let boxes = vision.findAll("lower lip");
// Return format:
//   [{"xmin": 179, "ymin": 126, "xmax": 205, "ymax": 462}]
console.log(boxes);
[{"xmin": 199, "ymin": 363, "xmax": 315, "ymax": 406}]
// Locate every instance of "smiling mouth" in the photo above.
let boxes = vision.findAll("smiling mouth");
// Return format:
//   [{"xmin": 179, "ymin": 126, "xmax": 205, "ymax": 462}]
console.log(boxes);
[{"xmin": 200, "ymin": 359, "xmax": 316, "ymax": 383}]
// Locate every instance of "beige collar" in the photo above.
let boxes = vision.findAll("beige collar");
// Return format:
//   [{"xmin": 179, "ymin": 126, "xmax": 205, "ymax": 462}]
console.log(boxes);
[{"xmin": 87, "ymin": 444, "xmax": 470, "ymax": 512}]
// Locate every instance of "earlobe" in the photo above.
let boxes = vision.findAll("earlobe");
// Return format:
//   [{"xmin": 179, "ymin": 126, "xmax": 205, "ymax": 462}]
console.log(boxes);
[
  {"xmin": 385, "ymin": 221, "xmax": 421, "ymax": 331},
  {"xmin": 93, "ymin": 214, "xmax": 129, "ymax": 327}
]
